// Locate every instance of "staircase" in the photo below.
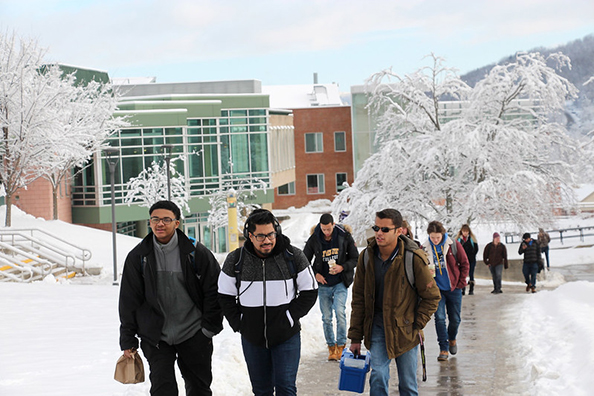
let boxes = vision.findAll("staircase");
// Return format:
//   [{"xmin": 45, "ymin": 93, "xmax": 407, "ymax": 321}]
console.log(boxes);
[{"xmin": 0, "ymin": 228, "xmax": 93, "ymax": 283}]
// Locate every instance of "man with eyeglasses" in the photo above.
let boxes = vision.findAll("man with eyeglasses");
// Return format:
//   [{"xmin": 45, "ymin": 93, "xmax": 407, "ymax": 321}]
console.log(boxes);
[
  {"xmin": 218, "ymin": 209, "xmax": 317, "ymax": 396},
  {"xmin": 119, "ymin": 200, "xmax": 223, "ymax": 396},
  {"xmin": 348, "ymin": 209, "xmax": 440, "ymax": 396}
]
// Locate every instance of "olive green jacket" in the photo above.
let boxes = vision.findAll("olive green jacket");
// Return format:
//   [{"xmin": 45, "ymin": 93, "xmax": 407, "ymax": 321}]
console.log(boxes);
[{"xmin": 348, "ymin": 235, "xmax": 441, "ymax": 359}]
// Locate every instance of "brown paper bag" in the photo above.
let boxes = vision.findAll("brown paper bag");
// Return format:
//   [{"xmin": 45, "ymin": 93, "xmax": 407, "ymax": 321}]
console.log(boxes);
[{"xmin": 114, "ymin": 351, "xmax": 145, "ymax": 384}]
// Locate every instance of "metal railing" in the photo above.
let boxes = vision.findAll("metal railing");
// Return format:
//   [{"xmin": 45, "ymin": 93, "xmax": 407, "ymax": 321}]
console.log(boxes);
[
  {"xmin": 504, "ymin": 226, "xmax": 594, "ymax": 245},
  {"xmin": 0, "ymin": 228, "xmax": 92, "ymax": 281}
]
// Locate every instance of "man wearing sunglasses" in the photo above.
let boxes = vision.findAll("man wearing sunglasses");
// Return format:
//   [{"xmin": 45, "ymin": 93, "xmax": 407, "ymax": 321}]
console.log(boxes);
[
  {"xmin": 218, "ymin": 209, "xmax": 317, "ymax": 396},
  {"xmin": 348, "ymin": 209, "xmax": 440, "ymax": 396},
  {"xmin": 119, "ymin": 200, "xmax": 223, "ymax": 396}
]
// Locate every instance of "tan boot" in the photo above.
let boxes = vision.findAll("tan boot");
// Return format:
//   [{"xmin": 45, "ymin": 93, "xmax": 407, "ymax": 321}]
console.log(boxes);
[
  {"xmin": 328, "ymin": 345, "xmax": 338, "ymax": 361},
  {"xmin": 335, "ymin": 344, "xmax": 346, "ymax": 360}
]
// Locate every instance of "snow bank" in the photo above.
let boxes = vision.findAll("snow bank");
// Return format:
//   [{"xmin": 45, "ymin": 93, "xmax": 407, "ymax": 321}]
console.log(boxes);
[{"xmin": 516, "ymin": 281, "xmax": 594, "ymax": 396}]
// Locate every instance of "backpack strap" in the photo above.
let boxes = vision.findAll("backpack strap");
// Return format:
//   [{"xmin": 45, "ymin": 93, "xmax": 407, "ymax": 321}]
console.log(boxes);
[
  {"xmin": 284, "ymin": 248, "xmax": 299, "ymax": 298},
  {"xmin": 234, "ymin": 246, "xmax": 246, "ymax": 297}
]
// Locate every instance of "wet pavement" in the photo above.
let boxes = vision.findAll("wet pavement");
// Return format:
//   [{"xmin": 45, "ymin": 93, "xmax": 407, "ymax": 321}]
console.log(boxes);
[{"xmin": 296, "ymin": 282, "xmax": 542, "ymax": 395}]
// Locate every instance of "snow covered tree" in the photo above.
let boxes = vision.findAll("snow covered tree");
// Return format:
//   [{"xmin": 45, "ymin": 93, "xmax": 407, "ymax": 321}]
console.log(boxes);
[
  {"xmin": 207, "ymin": 178, "xmax": 268, "ymax": 230},
  {"xmin": 0, "ymin": 34, "xmax": 68, "ymax": 226},
  {"xmin": 333, "ymin": 53, "xmax": 580, "ymax": 240},
  {"xmin": 36, "ymin": 67, "xmax": 127, "ymax": 220},
  {"xmin": 123, "ymin": 158, "xmax": 190, "ymax": 215}
]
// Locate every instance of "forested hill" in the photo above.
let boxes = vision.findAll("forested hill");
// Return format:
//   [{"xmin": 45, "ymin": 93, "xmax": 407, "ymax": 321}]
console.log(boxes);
[{"xmin": 461, "ymin": 34, "xmax": 594, "ymax": 100}]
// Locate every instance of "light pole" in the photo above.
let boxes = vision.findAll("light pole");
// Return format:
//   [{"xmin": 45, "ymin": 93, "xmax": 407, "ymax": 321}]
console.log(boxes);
[
  {"xmin": 104, "ymin": 147, "xmax": 120, "ymax": 286},
  {"xmin": 161, "ymin": 144, "xmax": 173, "ymax": 201}
]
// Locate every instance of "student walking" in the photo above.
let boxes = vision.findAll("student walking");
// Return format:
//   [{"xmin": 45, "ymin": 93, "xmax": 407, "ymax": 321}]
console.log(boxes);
[
  {"xmin": 519, "ymin": 233, "xmax": 542, "ymax": 293},
  {"xmin": 303, "ymin": 213, "xmax": 358, "ymax": 361},
  {"xmin": 348, "ymin": 209, "xmax": 440, "ymax": 396},
  {"xmin": 538, "ymin": 228, "xmax": 551, "ymax": 270},
  {"xmin": 218, "ymin": 209, "xmax": 317, "ymax": 396},
  {"xmin": 118, "ymin": 201, "xmax": 223, "ymax": 396},
  {"xmin": 483, "ymin": 233, "xmax": 508, "ymax": 294},
  {"xmin": 455, "ymin": 224, "xmax": 479, "ymax": 295},
  {"xmin": 422, "ymin": 221, "xmax": 469, "ymax": 362}
]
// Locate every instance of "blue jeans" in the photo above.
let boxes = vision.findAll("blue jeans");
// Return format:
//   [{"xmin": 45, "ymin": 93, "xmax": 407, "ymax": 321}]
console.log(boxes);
[
  {"xmin": 434, "ymin": 288, "xmax": 462, "ymax": 352},
  {"xmin": 241, "ymin": 333, "xmax": 301, "ymax": 396},
  {"xmin": 318, "ymin": 282, "xmax": 348, "ymax": 346},
  {"xmin": 523, "ymin": 262, "xmax": 538, "ymax": 287},
  {"xmin": 541, "ymin": 246, "xmax": 550, "ymax": 268},
  {"xmin": 369, "ymin": 321, "xmax": 419, "ymax": 396}
]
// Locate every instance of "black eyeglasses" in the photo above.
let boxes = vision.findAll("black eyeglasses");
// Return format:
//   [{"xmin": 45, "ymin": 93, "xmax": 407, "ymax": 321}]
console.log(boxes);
[
  {"xmin": 150, "ymin": 217, "xmax": 176, "ymax": 225},
  {"xmin": 251, "ymin": 232, "xmax": 277, "ymax": 242},
  {"xmin": 372, "ymin": 225, "xmax": 396, "ymax": 233}
]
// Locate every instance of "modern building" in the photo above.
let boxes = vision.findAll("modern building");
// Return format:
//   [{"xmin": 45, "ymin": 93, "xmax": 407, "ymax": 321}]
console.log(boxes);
[
  {"xmin": 264, "ymin": 84, "xmax": 353, "ymax": 209},
  {"xmin": 14, "ymin": 73, "xmax": 296, "ymax": 253}
]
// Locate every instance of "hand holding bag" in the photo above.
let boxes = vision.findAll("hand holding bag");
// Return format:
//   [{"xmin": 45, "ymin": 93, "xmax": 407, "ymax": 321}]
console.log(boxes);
[{"xmin": 114, "ymin": 350, "xmax": 145, "ymax": 384}]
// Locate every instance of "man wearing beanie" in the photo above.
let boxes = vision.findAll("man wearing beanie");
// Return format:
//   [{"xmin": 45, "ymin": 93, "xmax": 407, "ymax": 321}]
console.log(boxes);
[
  {"xmin": 483, "ymin": 233, "xmax": 508, "ymax": 294},
  {"xmin": 518, "ymin": 233, "xmax": 542, "ymax": 293}
]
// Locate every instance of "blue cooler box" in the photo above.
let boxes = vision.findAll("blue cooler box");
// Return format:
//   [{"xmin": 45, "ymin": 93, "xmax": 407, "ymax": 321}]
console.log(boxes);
[{"xmin": 338, "ymin": 349, "xmax": 371, "ymax": 393}]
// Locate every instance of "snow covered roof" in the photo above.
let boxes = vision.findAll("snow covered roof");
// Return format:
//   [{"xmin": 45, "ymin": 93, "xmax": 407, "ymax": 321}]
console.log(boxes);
[
  {"xmin": 263, "ymin": 84, "xmax": 346, "ymax": 109},
  {"xmin": 574, "ymin": 184, "xmax": 594, "ymax": 202}
]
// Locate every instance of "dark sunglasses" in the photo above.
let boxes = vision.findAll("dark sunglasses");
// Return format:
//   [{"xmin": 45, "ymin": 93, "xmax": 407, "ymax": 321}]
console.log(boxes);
[{"xmin": 372, "ymin": 225, "xmax": 397, "ymax": 233}]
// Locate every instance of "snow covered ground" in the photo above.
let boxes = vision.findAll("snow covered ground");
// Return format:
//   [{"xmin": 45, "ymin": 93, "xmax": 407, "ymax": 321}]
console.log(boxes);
[{"xmin": 0, "ymin": 204, "xmax": 593, "ymax": 395}]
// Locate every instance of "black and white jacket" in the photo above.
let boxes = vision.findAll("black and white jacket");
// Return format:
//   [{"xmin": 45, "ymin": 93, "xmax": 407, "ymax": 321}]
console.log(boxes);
[{"xmin": 218, "ymin": 234, "xmax": 318, "ymax": 348}]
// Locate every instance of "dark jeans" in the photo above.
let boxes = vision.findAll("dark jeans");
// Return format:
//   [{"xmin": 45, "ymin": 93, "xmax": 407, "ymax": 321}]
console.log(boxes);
[
  {"xmin": 241, "ymin": 332, "xmax": 301, "ymax": 396},
  {"xmin": 490, "ymin": 264, "xmax": 503, "ymax": 292},
  {"xmin": 541, "ymin": 246, "xmax": 550, "ymax": 268},
  {"xmin": 523, "ymin": 262, "xmax": 538, "ymax": 287},
  {"xmin": 468, "ymin": 261, "xmax": 476, "ymax": 282},
  {"xmin": 434, "ymin": 288, "xmax": 462, "ymax": 352},
  {"xmin": 141, "ymin": 330, "xmax": 214, "ymax": 396}
]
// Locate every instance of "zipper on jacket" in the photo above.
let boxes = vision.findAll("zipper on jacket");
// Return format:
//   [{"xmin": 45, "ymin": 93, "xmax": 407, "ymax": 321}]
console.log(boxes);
[{"xmin": 262, "ymin": 259, "xmax": 269, "ymax": 349}]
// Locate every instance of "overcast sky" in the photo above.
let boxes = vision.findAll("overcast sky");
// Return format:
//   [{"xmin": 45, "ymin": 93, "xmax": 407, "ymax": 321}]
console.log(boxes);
[{"xmin": 1, "ymin": 0, "xmax": 593, "ymax": 90}]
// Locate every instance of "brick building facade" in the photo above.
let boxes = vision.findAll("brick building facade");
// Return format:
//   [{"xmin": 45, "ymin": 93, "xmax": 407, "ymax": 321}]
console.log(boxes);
[{"xmin": 273, "ymin": 106, "xmax": 353, "ymax": 209}]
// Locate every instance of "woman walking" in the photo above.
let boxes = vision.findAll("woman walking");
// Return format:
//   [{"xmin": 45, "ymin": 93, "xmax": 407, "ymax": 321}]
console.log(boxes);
[
  {"xmin": 456, "ymin": 224, "xmax": 479, "ymax": 295},
  {"xmin": 423, "ymin": 221, "xmax": 470, "ymax": 361}
]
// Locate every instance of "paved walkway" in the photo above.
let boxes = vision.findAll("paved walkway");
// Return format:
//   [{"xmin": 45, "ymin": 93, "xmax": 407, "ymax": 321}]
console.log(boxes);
[{"xmin": 296, "ymin": 282, "xmax": 540, "ymax": 395}]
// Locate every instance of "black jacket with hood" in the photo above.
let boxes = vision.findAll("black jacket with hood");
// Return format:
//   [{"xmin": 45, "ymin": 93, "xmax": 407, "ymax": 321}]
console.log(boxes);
[
  {"xmin": 303, "ymin": 224, "xmax": 359, "ymax": 287},
  {"xmin": 218, "ymin": 234, "xmax": 318, "ymax": 348},
  {"xmin": 119, "ymin": 229, "xmax": 223, "ymax": 350}
]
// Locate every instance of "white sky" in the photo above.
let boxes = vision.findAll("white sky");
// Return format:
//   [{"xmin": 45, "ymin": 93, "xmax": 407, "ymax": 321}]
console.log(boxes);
[{"xmin": 0, "ymin": 0, "xmax": 593, "ymax": 89}]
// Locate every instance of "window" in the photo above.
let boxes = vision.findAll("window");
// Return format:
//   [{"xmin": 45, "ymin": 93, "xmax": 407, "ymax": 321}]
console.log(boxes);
[
  {"xmin": 278, "ymin": 182, "xmax": 295, "ymax": 195},
  {"xmin": 336, "ymin": 173, "xmax": 348, "ymax": 192},
  {"xmin": 307, "ymin": 174, "xmax": 325, "ymax": 194},
  {"xmin": 305, "ymin": 132, "xmax": 323, "ymax": 153},
  {"xmin": 334, "ymin": 131, "xmax": 346, "ymax": 152}
]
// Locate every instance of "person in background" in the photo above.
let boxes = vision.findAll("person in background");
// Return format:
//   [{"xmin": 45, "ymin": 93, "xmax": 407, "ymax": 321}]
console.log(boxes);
[
  {"xmin": 303, "ymin": 213, "xmax": 358, "ymax": 361},
  {"xmin": 119, "ymin": 201, "xmax": 223, "ymax": 396},
  {"xmin": 518, "ymin": 233, "xmax": 541, "ymax": 293},
  {"xmin": 218, "ymin": 209, "xmax": 318, "ymax": 396},
  {"xmin": 456, "ymin": 224, "xmax": 479, "ymax": 295},
  {"xmin": 402, "ymin": 219, "xmax": 421, "ymax": 247},
  {"xmin": 483, "ymin": 232, "xmax": 508, "ymax": 294},
  {"xmin": 537, "ymin": 228, "xmax": 551, "ymax": 270},
  {"xmin": 422, "ymin": 221, "xmax": 469, "ymax": 362},
  {"xmin": 349, "ymin": 209, "xmax": 440, "ymax": 396}
]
